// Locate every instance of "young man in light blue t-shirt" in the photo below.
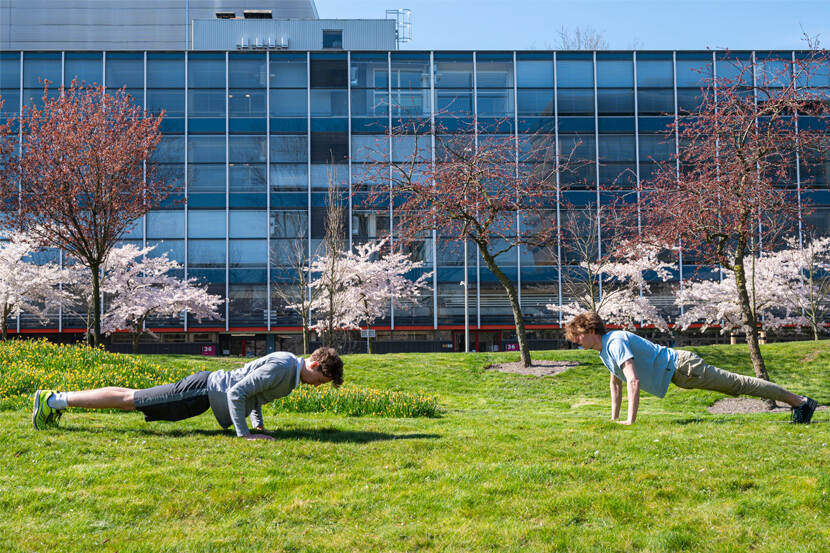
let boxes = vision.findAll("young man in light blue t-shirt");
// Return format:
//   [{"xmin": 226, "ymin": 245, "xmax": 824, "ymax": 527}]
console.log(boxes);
[{"xmin": 564, "ymin": 312, "xmax": 818, "ymax": 425}]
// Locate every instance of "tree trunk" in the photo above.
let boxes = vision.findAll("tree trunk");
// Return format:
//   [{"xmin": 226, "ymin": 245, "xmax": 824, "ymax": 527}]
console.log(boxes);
[
  {"xmin": 1, "ymin": 315, "xmax": 7, "ymax": 341},
  {"xmin": 302, "ymin": 326, "xmax": 309, "ymax": 355},
  {"xmin": 733, "ymin": 256, "xmax": 770, "ymax": 382},
  {"xmin": 90, "ymin": 263, "xmax": 102, "ymax": 347},
  {"xmin": 132, "ymin": 332, "xmax": 141, "ymax": 354},
  {"xmin": 479, "ymin": 247, "xmax": 531, "ymax": 367}
]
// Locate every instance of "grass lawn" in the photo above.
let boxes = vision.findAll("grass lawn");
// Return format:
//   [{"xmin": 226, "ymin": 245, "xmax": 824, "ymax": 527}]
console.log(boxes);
[{"xmin": 2, "ymin": 340, "xmax": 829, "ymax": 552}]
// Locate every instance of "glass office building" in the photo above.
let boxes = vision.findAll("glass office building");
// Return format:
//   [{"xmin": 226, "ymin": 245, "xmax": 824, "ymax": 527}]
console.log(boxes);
[{"xmin": 1, "ymin": 50, "xmax": 828, "ymax": 352}]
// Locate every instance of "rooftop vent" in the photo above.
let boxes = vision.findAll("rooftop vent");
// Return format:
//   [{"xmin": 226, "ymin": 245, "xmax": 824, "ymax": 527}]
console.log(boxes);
[
  {"xmin": 216, "ymin": 12, "xmax": 236, "ymax": 19},
  {"xmin": 243, "ymin": 10, "xmax": 272, "ymax": 19}
]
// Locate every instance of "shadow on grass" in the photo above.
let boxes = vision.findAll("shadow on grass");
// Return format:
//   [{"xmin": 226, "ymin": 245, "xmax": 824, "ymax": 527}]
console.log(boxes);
[{"xmin": 60, "ymin": 425, "xmax": 441, "ymax": 443}]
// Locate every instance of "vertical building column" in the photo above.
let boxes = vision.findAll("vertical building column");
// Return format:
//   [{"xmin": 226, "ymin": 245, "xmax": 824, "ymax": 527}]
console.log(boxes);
[
  {"xmin": 792, "ymin": 51, "xmax": 804, "ymax": 249},
  {"xmin": 672, "ymin": 51, "xmax": 684, "ymax": 316},
  {"xmin": 553, "ymin": 52, "xmax": 563, "ymax": 326},
  {"xmin": 473, "ymin": 51, "xmax": 481, "ymax": 330},
  {"xmin": 266, "ymin": 51, "xmax": 272, "ymax": 331},
  {"xmin": 387, "ymin": 51, "xmax": 395, "ymax": 330},
  {"xmin": 142, "ymin": 51, "xmax": 148, "ymax": 335},
  {"xmin": 184, "ymin": 51, "xmax": 190, "ymax": 330},
  {"xmin": 224, "ymin": 51, "xmax": 230, "ymax": 331},
  {"xmin": 633, "ymin": 51, "xmax": 645, "ymax": 300},
  {"xmin": 306, "ymin": 52, "xmax": 312, "ymax": 320},
  {"xmin": 512, "ymin": 51, "xmax": 522, "ymax": 310},
  {"xmin": 592, "ymin": 51, "xmax": 602, "ymax": 300},
  {"xmin": 429, "ymin": 51, "xmax": 438, "ymax": 330},
  {"xmin": 347, "ymin": 50, "xmax": 353, "ymax": 251}
]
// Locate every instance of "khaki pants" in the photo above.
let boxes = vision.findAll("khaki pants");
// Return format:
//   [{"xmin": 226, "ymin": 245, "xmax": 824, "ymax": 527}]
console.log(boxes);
[{"xmin": 671, "ymin": 350, "xmax": 792, "ymax": 403}]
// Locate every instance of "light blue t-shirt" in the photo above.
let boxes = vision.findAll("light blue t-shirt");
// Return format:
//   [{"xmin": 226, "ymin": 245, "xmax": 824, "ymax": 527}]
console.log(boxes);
[{"xmin": 599, "ymin": 331, "xmax": 678, "ymax": 398}]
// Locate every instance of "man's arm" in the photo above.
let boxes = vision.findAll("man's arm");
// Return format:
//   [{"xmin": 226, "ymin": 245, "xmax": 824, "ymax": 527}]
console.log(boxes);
[
  {"xmin": 610, "ymin": 373, "xmax": 622, "ymax": 421},
  {"xmin": 619, "ymin": 359, "xmax": 640, "ymax": 425},
  {"xmin": 250, "ymin": 406, "xmax": 264, "ymax": 431},
  {"xmin": 227, "ymin": 365, "xmax": 287, "ymax": 438}
]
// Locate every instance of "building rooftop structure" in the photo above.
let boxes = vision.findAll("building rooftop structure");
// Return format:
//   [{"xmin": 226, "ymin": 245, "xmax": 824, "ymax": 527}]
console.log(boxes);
[{"xmin": 0, "ymin": 0, "xmax": 321, "ymax": 50}]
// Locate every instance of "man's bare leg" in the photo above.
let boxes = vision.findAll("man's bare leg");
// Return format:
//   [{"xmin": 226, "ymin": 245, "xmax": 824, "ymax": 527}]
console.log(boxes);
[{"xmin": 66, "ymin": 387, "xmax": 137, "ymax": 410}]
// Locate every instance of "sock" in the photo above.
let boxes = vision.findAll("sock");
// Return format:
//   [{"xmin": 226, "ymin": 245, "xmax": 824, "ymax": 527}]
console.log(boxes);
[{"xmin": 47, "ymin": 392, "xmax": 68, "ymax": 410}]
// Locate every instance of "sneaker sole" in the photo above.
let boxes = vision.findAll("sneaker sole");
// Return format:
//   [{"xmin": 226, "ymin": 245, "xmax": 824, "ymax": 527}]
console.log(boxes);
[{"xmin": 32, "ymin": 391, "xmax": 41, "ymax": 430}]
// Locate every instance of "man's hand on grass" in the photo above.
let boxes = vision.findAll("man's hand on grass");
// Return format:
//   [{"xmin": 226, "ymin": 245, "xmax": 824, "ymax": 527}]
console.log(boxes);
[
  {"xmin": 254, "ymin": 425, "xmax": 265, "ymax": 432},
  {"xmin": 245, "ymin": 433, "xmax": 275, "ymax": 441},
  {"xmin": 616, "ymin": 420, "xmax": 634, "ymax": 426}
]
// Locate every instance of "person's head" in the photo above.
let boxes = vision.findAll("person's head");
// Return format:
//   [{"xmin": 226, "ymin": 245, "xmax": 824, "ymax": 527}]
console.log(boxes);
[
  {"xmin": 305, "ymin": 347, "xmax": 344, "ymax": 387},
  {"xmin": 564, "ymin": 311, "xmax": 606, "ymax": 351}
]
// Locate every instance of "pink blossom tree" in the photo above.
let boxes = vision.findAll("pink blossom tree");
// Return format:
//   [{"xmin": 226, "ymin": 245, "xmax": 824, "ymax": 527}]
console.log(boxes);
[
  {"xmin": 0, "ymin": 231, "xmax": 66, "ymax": 339},
  {"xmin": 1, "ymin": 82, "xmax": 170, "ymax": 346},
  {"xmin": 99, "ymin": 244, "xmax": 223, "ymax": 353},
  {"xmin": 342, "ymin": 239, "xmax": 431, "ymax": 354}
]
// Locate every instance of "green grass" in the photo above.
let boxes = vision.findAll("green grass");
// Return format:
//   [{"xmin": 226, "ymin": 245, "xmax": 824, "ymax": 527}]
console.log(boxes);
[{"xmin": 1, "ymin": 340, "xmax": 829, "ymax": 552}]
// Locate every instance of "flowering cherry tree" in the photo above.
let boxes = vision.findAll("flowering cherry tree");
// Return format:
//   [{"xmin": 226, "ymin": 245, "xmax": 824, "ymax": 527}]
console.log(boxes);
[
  {"xmin": 640, "ymin": 49, "xmax": 830, "ymax": 381},
  {"xmin": 772, "ymin": 236, "xmax": 830, "ymax": 340},
  {"xmin": 342, "ymin": 239, "xmax": 431, "ymax": 353},
  {"xmin": 552, "ymin": 243, "xmax": 674, "ymax": 332},
  {"xmin": 675, "ymin": 254, "xmax": 797, "ymax": 336},
  {"xmin": 0, "ymin": 232, "xmax": 66, "ymax": 339},
  {"xmin": 1, "ymin": 82, "xmax": 170, "ymax": 346},
  {"xmin": 99, "ymin": 244, "xmax": 223, "ymax": 353}
]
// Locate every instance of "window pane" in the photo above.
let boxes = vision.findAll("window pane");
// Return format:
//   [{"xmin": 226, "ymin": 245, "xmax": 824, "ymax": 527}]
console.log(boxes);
[
  {"xmin": 106, "ymin": 53, "xmax": 143, "ymax": 89},
  {"xmin": 477, "ymin": 89, "xmax": 514, "ymax": 117},
  {"xmin": 310, "ymin": 59, "xmax": 347, "ymax": 88},
  {"xmin": 228, "ymin": 89, "xmax": 266, "ymax": 117},
  {"xmin": 230, "ymin": 211, "xmax": 267, "ymax": 238},
  {"xmin": 517, "ymin": 60, "xmax": 553, "ymax": 88},
  {"xmin": 597, "ymin": 89, "xmax": 633, "ymax": 114},
  {"xmin": 189, "ymin": 55, "xmax": 225, "ymax": 88},
  {"xmin": 229, "ymin": 135, "xmax": 266, "ymax": 163},
  {"xmin": 188, "ymin": 239, "xmax": 226, "ymax": 266},
  {"xmin": 229, "ymin": 164, "xmax": 266, "ymax": 192},
  {"xmin": 350, "ymin": 54, "xmax": 388, "ymax": 88},
  {"xmin": 637, "ymin": 89, "xmax": 674, "ymax": 115},
  {"xmin": 23, "ymin": 53, "xmax": 61, "ymax": 88},
  {"xmin": 310, "ymin": 89, "xmax": 348, "ymax": 116},
  {"xmin": 188, "ymin": 90, "xmax": 226, "ymax": 117},
  {"xmin": 148, "ymin": 53, "xmax": 184, "ymax": 88},
  {"xmin": 270, "ymin": 89, "xmax": 307, "ymax": 116},
  {"xmin": 434, "ymin": 55, "xmax": 473, "ymax": 88},
  {"xmin": 390, "ymin": 54, "xmax": 430, "ymax": 88},
  {"xmin": 557, "ymin": 59, "xmax": 593, "ymax": 87},
  {"xmin": 189, "ymin": 211, "xmax": 226, "ymax": 238},
  {"xmin": 147, "ymin": 211, "xmax": 185, "ymax": 239},
  {"xmin": 189, "ymin": 136, "xmax": 226, "ymax": 163},
  {"xmin": 270, "ymin": 164, "xmax": 308, "ymax": 190},
  {"xmin": 351, "ymin": 89, "xmax": 389, "ymax": 117},
  {"xmin": 0, "ymin": 53, "xmax": 20, "ymax": 89},
  {"xmin": 228, "ymin": 54, "xmax": 266, "ymax": 88},
  {"xmin": 676, "ymin": 57, "xmax": 712, "ymax": 87},
  {"xmin": 152, "ymin": 135, "xmax": 185, "ymax": 163},
  {"xmin": 476, "ymin": 57, "xmax": 513, "ymax": 88},
  {"xmin": 270, "ymin": 55, "xmax": 307, "ymax": 88},
  {"xmin": 270, "ymin": 135, "xmax": 308, "ymax": 162},
  {"xmin": 637, "ymin": 59, "xmax": 673, "ymax": 88},
  {"xmin": 148, "ymin": 90, "xmax": 184, "ymax": 117},
  {"xmin": 271, "ymin": 211, "xmax": 307, "ymax": 237},
  {"xmin": 558, "ymin": 89, "xmax": 594, "ymax": 115},
  {"xmin": 65, "ymin": 53, "xmax": 102, "ymax": 86},
  {"xmin": 188, "ymin": 165, "xmax": 225, "ymax": 193},
  {"xmin": 596, "ymin": 59, "xmax": 633, "ymax": 87}
]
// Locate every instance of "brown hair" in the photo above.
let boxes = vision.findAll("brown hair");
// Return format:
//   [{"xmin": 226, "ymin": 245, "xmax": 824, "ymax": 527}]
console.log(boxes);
[
  {"xmin": 309, "ymin": 347, "xmax": 344, "ymax": 387},
  {"xmin": 564, "ymin": 311, "xmax": 606, "ymax": 342}
]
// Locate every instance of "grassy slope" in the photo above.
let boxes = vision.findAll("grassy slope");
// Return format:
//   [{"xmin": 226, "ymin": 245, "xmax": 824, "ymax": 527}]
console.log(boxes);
[{"xmin": 1, "ymin": 341, "xmax": 829, "ymax": 552}]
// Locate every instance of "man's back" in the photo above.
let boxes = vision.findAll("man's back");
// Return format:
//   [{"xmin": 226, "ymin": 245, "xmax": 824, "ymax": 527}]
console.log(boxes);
[{"xmin": 599, "ymin": 331, "xmax": 678, "ymax": 398}]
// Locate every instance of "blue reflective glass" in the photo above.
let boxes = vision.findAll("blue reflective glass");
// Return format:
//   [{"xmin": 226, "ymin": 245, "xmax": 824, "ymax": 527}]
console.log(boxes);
[
  {"xmin": 270, "ymin": 135, "xmax": 308, "ymax": 162},
  {"xmin": 516, "ymin": 59, "xmax": 553, "ymax": 88},
  {"xmin": 351, "ymin": 135, "xmax": 387, "ymax": 162},
  {"xmin": 269, "ymin": 89, "xmax": 307, "ymax": 116},
  {"xmin": 598, "ymin": 134, "xmax": 635, "ymax": 161},
  {"xmin": 188, "ymin": 135, "xmax": 225, "ymax": 163},
  {"xmin": 147, "ymin": 53, "xmax": 184, "ymax": 88},
  {"xmin": 434, "ymin": 56, "xmax": 473, "ymax": 88},
  {"xmin": 188, "ymin": 165, "xmax": 226, "ymax": 193},
  {"xmin": 637, "ymin": 89, "xmax": 674, "ymax": 114},
  {"xmin": 0, "ymin": 53, "xmax": 20, "ymax": 89},
  {"xmin": 230, "ymin": 165, "xmax": 266, "ymax": 192},
  {"xmin": 188, "ymin": 54, "xmax": 226, "ymax": 88},
  {"xmin": 188, "ymin": 90, "xmax": 226, "ymax": 117},
  {"xmin": 23, "ymin": 53, "xmax": 61, "ymax": 88},
  {"xmin": 0, "ymin": 90, "xmax": 20, "ymax": 114},
  {"xmin": 435, "ymin": 89, "xmax": 472, "ymax": 115},
  {"xmin": 270, "ymin": 164, "xmax": 308, "ymax": 190},
  {"xmin": 477, "ymin": 89, "xmax": 514, "ymax": 117},
  {"xmin": 271, "ymin": 211, "xmax": 307, "ymax": 237},
  {"xmin": 147, "ymin": 211, "xmax": 185, "ymax": 238},
  {"xmin": 676, "ymin": 88, "xmax": 706, "ymax": 112},
  {"xmin": 229, "ymin": 240, "xmax": 267, "ymax": 266},
  {"xmin": 638, "ymin": 134, "xmax": 674, "ymax": 161},
  {"xmin": 557, "ymin": 59, "xmax": 593, "ymax": 87},
  {"xmin": 147, "ymin": 240, "xmax": 184, "ymax": 263},
  {"xmin": 310, "ymin": 89, "xmax": 348, "ymax": 116},
  {"xmin": 390, "ymin": 90, "xmax": 429, "ymax": 116},
  {"xmin": 65, "ymin": 53, "xmax": 102, "ymax": 86},
  {"xmin": 351, "ymin": 89, "xmax": 388, "ymax": 117},
  {"xmin": 229, "ymin": 54, "xmax": 266, "ymax": 88},
  {"xmin": 350, "ymin": 53, "xmax": 388, "ymax": 88},
  {"xmin": 270, "ymin": 55, "xmax": 307, "ymax": 88},
  {"xmin": 637, "ymin": 59, "xmax": 673, "ymax": 87},
  {"xmin": 152, "ymin": 135, "xmax": 185, "ymax": 163},
  {"xmin": 557, "ymin": 89, "xmax": 593, "ymax": 114},
  {"xmin": 188, "ymin": 211, "xmax": 226, "ymax": 238},
  {"xmin": 675, "ymin": 57, "xmax": 712, "ymax": 87},
  {"xmin": 229, "ymin": 135, "xmax": 266, "ymax": 163},
  {"xmin": 229, "ymin": 211, "xmax": 267, "ymax": 238},
  {"xmin": 120, "ymin": 218, "xmax": 143, "ymax": 239},
  {"xmin": 188, "ymin": 240, "xmax": 226, "ymax": 266},
  {"xmin": 596, "ymin": 60, "xmax": 633, "ymax": 87},
  {"xmin": 148, "ymin": 89, "xmax": 184, "ymax": 117},
  {"xmin": 477, "ymin": 58, "xmax": 513, "ymax": 88},
  {"xmin": 390, "ymin": 54, "xmax": 430, "ymax": 88},
  {"xmin": 106, "ymin": 53, "xmax": 143, "ymax": 89},
  {"xmin": 229, "ymin": 89, "xmax": 266, "ymax": 117},
  {"xmin": 597, "ymin": 89, "xmax": 634, "ymax": 114},
  {"xmin": 517, "ymin": 89, "xmax": 553, "ymax": 116}
]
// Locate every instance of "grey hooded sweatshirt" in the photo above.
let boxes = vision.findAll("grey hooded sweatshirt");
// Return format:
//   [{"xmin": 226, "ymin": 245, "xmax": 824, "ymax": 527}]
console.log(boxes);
[{"xmin": 206, "ymin": 351, "xmax": 302, "ymax": 437}]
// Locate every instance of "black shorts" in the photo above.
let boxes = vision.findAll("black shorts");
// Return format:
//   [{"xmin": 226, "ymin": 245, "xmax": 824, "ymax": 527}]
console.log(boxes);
[{"xmin": 133, "ymin": 371, "xmax": 211, "ymax": 422}]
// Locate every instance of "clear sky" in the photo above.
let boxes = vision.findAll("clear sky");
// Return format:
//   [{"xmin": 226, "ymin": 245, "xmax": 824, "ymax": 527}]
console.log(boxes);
[{"xmin": 314, "ymin": 0, "xmax": 830, "ymax": 51}]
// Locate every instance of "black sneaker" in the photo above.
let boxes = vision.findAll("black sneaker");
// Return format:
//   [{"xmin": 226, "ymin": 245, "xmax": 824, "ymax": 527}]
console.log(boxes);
[{"xmin": 792, "ymin": 397, "xmax": 818, "ymax": 424}]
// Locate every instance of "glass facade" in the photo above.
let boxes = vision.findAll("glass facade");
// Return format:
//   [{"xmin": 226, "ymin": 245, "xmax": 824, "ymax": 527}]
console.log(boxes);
[{"xmin": 1, "ymin": 50, "xmax": 828, "ymax": 337}]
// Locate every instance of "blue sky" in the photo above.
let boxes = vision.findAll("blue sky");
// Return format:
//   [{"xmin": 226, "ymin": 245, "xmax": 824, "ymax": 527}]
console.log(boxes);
[{"xmin": 315, "ymin": 0, "xmax": 830, "ymax": 51}]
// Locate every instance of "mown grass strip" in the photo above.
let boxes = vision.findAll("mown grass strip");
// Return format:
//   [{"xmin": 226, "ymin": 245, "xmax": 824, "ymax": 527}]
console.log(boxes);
[{"xmin": 271, "ymin": 384, "xmax": 440, "ymax": 417}]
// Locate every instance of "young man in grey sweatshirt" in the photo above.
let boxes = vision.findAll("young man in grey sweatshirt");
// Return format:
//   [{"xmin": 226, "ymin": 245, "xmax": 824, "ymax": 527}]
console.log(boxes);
[{"xmin": 32, "ymin": 347, "xmax": 344, "ymax": 440}]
